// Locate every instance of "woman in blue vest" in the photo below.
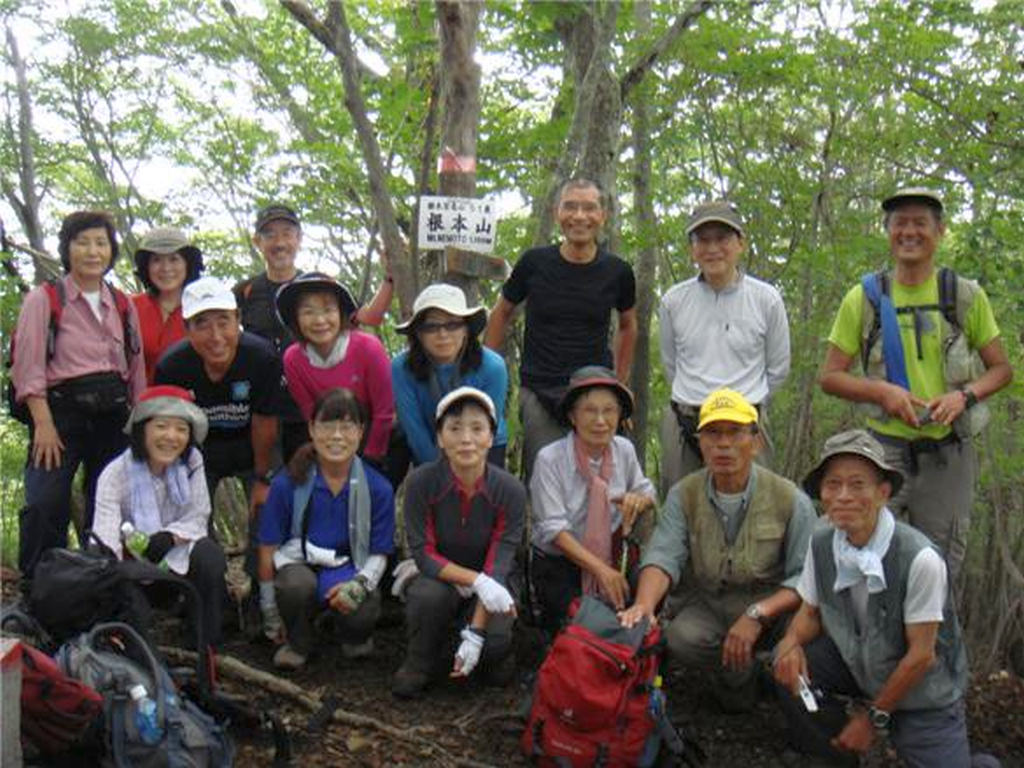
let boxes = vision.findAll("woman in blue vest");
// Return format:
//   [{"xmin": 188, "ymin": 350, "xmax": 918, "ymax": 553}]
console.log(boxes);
[
  {"xmin": 257, "ymin": 387, "xmax": 395, "ymax": 671},
  {"xmin": 392, "ymin": 283, "xmax": 508, "ymax": 469}
]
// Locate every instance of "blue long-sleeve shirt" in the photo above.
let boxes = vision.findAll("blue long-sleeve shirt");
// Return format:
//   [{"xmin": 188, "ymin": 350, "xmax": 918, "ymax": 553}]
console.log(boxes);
[{"xmin": 391, "ymin": 348, "xmax": 508, "ymax": 465}]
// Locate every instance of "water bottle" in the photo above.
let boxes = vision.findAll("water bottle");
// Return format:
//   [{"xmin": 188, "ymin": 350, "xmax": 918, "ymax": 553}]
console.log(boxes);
[
  {"xmin": 129, "ymin": 684, "xmax": 163, "ymax": 745},
  {"xmin": 121, "ymin": 522, "xmax": 149, "ymax": 560}
]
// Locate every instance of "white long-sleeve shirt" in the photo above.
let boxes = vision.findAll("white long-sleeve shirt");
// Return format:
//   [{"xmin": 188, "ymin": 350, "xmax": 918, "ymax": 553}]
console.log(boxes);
[{"xmin": 658, "ymin": 271, "xmax": 790, "ymax": 407}]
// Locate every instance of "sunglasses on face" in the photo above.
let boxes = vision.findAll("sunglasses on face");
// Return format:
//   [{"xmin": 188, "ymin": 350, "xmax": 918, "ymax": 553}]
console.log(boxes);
[{"xmin": 419, "ymin": 320, "xmax": 466, "ymax": 335}]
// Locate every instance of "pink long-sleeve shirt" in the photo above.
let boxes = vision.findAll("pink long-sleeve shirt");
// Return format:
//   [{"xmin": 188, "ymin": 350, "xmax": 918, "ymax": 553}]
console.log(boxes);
[
  {"xmin": 11, "ymin": 275, "xmax": 146, "ymax": 404},
  {"xmin": 282, "ymin": 330, "xmax": 394, "ymax": 458}
]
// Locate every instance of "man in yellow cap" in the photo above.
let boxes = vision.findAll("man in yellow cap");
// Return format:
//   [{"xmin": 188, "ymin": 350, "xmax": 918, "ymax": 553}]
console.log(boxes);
[{"xmin": 620, "ymin": 389, "xmax": 816, "ymax": 711}]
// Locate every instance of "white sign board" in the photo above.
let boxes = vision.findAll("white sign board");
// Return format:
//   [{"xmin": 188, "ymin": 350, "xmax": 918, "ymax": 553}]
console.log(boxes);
[{"xmin": 418, "ymin": 196, "xmax": 497, "ymax": 255}]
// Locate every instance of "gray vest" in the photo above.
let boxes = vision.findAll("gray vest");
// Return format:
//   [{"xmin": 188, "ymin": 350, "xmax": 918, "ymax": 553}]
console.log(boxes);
[{"xmin": 811, "ymin": 522, "xmax": 967, "ymax": 710}]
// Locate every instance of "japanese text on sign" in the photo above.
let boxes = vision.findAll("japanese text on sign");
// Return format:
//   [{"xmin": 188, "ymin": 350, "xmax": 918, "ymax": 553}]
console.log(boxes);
[{"xmin": 417, "ymin": 196, "xmax": 497, "ymax": 255}]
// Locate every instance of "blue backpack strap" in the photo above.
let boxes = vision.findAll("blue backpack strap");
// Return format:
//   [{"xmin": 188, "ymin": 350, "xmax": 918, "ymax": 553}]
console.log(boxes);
[{"xmin": 861, "ymin": 271, "xmax": 910, "ymax": 389}]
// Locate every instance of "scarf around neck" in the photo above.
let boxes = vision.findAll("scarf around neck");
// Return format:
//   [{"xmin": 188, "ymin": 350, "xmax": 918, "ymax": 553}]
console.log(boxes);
[
  {"xmin": 832, "ymin": 506, "xmax": 895, "ymax": 595},
  {"xmin": 128, "ymin": 454, "xmax": 191, "ymax": 534},
  {"xmin": 573, "ymin": 435, "xmax": 614, "ymax": 596}
]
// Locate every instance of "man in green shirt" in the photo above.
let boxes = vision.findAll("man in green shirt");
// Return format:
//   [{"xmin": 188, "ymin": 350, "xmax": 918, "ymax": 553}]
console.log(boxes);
[{"xmin": 820, "ymin": 188, "xmax": 1012, "ymax": 584}]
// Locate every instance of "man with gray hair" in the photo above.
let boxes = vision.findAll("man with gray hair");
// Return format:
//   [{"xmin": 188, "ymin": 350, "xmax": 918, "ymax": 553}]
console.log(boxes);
[
  {"xmin": 658, "ymin": 200, "xmax": 790, "ymax": 497},
  {"xmin": 485, "ymin": 178, "xmax": 637, "ymax": 477},
  {"xmin": 773, "ymin": 429, "xmax": 997, "ymax": 768}
]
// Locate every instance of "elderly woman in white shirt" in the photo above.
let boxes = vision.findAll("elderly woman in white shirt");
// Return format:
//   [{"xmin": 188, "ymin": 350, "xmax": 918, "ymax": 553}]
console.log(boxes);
[
  {"xmin": 93, "ymin": 385, "xmax": 226, "ymax": 645},
  {"xmin": 530, "ymin": 365, "xmax": 657, "ymax": 634}
]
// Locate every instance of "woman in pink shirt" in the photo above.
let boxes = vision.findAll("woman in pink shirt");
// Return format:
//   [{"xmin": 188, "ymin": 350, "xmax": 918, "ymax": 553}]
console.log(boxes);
[
  {"xmin": 130, "ymin": 227, "xmax": 204, "ymax": 383},
  {"xmin": 11, "ymin": 210, "xmax": 146, "ymax": 579},
  {"xmin": 275, "ymin": 273, "xmax": 394, "ymax": 469}
]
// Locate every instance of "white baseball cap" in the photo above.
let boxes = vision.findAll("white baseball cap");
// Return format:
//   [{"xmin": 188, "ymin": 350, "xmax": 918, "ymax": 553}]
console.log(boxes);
[
  {"xmin": 182, "ymin": 277, "xmax": 237, "ymax": 320},
  {"xmin": 435, "ymin": 386, "xmax": 497, "ymax": 429}
]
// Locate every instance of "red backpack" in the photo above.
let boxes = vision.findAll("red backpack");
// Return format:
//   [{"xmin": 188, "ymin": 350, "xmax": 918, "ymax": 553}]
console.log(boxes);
[
  {"xmin": 522, "ymin": 596, "xmax": 666, "ymax": 767},
  {"xmin": 19, "ymin": 642, "xmax": 105, "ymax": 754}
]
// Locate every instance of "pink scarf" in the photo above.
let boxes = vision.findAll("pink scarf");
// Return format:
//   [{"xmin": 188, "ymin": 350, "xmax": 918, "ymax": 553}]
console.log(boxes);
[{"xmin": 573, "ymin": 435, "xmax": 614, "ymax": 596}]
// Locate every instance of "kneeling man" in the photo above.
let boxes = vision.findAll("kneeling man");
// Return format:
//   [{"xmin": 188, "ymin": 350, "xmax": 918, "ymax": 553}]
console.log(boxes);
[
  {"xmin": 773, "ymin": 430, "xmax": 992, "ymax": 767},
  {"xmin": 620, "ymin": 389, "xmax": 815, "ymax": 711}
]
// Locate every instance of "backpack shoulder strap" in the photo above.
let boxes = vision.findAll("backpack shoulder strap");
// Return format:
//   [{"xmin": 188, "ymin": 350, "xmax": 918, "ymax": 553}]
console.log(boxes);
[
  {"xmin": 43, "ymin": 280, "xmax": 65, "ymax": 360},
  {"xmin": 938, "ymin": 266, "xmax": 962, "ymax": 331},
  {"xmin": 291, "ymin": 470, "xmax": 317, "ymax": 556},
  {"xmin": 860, "ymin": 270, "xmax": 886, "ymax": 373},
  {"xmin": 104, "ymin": 281, "xmax": 139, "ymax": 364}
]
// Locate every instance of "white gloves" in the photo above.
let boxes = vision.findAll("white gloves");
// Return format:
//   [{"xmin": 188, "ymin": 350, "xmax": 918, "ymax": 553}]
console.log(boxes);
[
  {"xmin": 452, "ymin": 626, "xmax": 485, "ymax": 677},
  {"xmin": 391, "ymin": 558, "xmax": 419, "ymax": 602},
  {"xmin": 472, "ymin": 573, "xmax": 515, "ymax": 614},
  {"xmin": 259, "ymin": 580, "xmax": 283, "ymax": 643}
]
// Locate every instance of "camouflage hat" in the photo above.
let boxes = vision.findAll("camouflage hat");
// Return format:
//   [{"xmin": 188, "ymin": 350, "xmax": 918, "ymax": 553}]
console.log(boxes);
[
  {"xmin": 803, "ymin": 429, "xmax": 904, "ymax": 499},
  {"xmin": 685, "ymin": 200, "xmax": 745, "ymax": 237}
]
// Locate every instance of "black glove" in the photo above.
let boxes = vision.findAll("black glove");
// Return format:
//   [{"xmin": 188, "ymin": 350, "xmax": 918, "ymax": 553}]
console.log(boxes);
[{"xmin": 145, "ymin": 531, "xmax": 175, "ymax": 563}]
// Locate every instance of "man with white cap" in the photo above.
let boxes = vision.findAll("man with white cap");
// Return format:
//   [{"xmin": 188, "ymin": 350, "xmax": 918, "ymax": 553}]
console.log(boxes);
[
  {"xmin": 819, "ymin": 187, "xmax": 1012, "ymax": 584},
  {"xmin": 658, "ymin": 200, "xmax": 790, "ymax": 497},
  {"xmin": 155, "ymin": 276, "xmax": 281, "ymax": 522},
  {"xmin": 620, "ymin": 388, "xmax": 815, "ymax": 712},
  {"xmin": 773, "ymin": 429, "xmax": 997, "ymax": 768}
]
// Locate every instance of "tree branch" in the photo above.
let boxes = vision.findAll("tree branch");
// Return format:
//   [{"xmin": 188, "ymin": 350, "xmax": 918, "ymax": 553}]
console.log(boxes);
[{"xmin": 620, "ymin": 0, "xmax": 713, "ymax": 99}]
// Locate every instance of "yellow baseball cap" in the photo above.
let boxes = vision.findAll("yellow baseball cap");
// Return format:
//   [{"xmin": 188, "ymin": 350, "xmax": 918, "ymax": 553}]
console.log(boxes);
[{"xmin": 698, "ymin": 389, "xmax": 758, "ymax": 430}]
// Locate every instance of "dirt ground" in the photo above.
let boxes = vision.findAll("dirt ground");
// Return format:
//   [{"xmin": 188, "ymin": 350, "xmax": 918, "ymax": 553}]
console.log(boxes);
[
  {"xmin": 4, "ymin": 570, "xmax": 1022, "ymax": 768},
  {"xmin": 213, "ymin": 598, "xmax": 1024, "ymax": 768}
]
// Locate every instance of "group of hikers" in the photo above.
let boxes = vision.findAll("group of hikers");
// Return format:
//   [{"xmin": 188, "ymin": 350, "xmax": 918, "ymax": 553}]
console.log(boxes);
[{"xmin": 9, "ymin": 179, "xmax": 1012, "ymax": 767}]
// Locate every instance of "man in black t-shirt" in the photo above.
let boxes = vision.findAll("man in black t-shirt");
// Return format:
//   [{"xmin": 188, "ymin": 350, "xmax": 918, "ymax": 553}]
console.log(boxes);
[
  {"xmin": 233, "ymin": 204, "xmax": 307, "ymax": 462},
  {"xmin": 485, "ymin": 178, "xmax": 637, "ymax": 478},
  {"xmin": 155, "ymin": 277, "xmax": 281, "ymax": 525}
]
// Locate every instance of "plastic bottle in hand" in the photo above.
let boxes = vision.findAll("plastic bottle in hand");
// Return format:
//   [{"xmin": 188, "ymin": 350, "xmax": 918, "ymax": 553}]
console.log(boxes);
[
  {"xmin": 129, "ymin": 684, "xmax": 163, "ymax": 745},
  {"xmin": 121, "ymin": 522, "xmax": 149, "ymax": 560}
]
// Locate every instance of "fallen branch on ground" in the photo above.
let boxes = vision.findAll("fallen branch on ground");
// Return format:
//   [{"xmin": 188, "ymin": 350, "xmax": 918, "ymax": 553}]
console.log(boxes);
[{"xmin": 160, "ymin": 646, "xmax": 499, "ymax": 768}]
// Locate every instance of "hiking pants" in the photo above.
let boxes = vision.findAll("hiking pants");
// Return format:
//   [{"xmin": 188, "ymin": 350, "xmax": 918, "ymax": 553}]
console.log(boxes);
[
  {"xmin": 20, "ymin": 402, "xmax": 128, "ymax": 578},
  {"xmin": 403, "ymin": 575, "xmax": 513, "ymax": 676},
  {"xmin": 874, "ymin": 434, "xmax": 975, "ymax": 586},
  {"xmin": 775, "ymin": 634, "xmax": 974, "ymax": 768},
  {"xmin": 275, "ymin": 563, "xmax": 381, "ymax": 656},
  {"xmin": 520, "ymin": 387, "xmax": 568, "ymax": 482}
]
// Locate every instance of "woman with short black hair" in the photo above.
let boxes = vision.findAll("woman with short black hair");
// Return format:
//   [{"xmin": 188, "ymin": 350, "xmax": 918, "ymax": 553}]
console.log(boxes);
[{"xmin": 11, "ymin": 210, "xmax": 146, "ymax": 579}]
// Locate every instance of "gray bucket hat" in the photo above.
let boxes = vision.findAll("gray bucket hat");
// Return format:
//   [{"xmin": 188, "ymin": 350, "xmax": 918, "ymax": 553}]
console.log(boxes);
[
  {"xmin": 125, "ymin": 385, "xmax": 209, "ymax": 445},
  {"xmin": 685, "ymin": 200, "xmax": 745, "ymax": 237},
  {"xmin": 803, "ymin": 429, "xmax": 905, "ymax": 499}
]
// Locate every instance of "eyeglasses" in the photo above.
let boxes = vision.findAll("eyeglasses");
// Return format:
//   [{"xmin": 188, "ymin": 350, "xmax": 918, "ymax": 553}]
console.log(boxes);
[
  {"xmin": 698, "ymin": 425, "xmax": 754, "ymax": 442},
  {"xmin": 298, "ymin": 305, "xmax": 340, "ymax": 321},
  {"xmin": 312, "ymin": 419, "xmax": 361, "ymax": 436},
  {"xmin": 419, "ymin": 320, "xmax": 466, "ymax": 335}
]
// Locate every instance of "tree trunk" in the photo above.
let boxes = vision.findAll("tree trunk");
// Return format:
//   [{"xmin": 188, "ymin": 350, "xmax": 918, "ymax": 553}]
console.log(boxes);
[
  {"xmin": 628, "ymin": 1, "xmax": 659, "ymax": 466},
  {"xmin": 436, "ymin": 0, "xmax": 482, "ymax": 304},
  {"xmin": 3, "ymin": 25, "xmax": 46, "ymax": 276}
]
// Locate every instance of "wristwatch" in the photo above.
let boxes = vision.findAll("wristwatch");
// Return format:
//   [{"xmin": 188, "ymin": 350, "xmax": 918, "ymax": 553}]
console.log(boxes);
[
  {"xmin": 255, "ymin": 470, "xmax": 275, "ymax": 485},
  {"xmin": 959, "ymin": 386, "xmax": 979, "ymax": 410},
  {"xmin": 744, "ymin": 602, "xmax": 765, "ymax": 623},
  {"xmin": 868, "ymin": 705, "xmax": 891, "ymax": 730}
]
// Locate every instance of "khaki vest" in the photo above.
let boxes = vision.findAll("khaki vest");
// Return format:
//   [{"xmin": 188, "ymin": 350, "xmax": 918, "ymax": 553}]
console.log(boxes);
[{"xmin": 678, "ymin": 465, "xmax": 796, "ymax": 605}]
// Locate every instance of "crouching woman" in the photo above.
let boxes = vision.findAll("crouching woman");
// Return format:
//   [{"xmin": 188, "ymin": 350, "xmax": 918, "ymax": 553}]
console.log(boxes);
[
  {"xmin": 257, "ymin": 387, "xmax": 395, "ymax": 671},
  {"xmin": 92, "ymin": 385, "xmax": 226, "ymax": 645},
  {"xmin": 393, "ymin": 387, "xmax": 526, "ymax": 698}
]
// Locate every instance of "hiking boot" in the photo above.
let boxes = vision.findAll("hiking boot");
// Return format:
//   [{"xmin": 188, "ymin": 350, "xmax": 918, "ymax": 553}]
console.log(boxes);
[
  {"xmin": 392, "ymin": 664, "xmax": 430, "ymax": 699},
  {"xmin": 272, "ymin": 644, "xmax": 307, "ymax": 671},
  {"xmin": 342, "ymin": 639, "xmax": 374, "ymax": 659},
  {"xmin": 481, "ymin": 654, "xmax": 517, "ymax": 687}
]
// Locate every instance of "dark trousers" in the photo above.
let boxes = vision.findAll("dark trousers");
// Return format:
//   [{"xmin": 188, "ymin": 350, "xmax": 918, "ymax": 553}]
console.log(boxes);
[
  {"xmin": 20, "ymin": 404, "xmax": 128, "ymax": 577},
  {"xmin": 402, "ymin": 575, "xmax": 513, "ymax": 676},
  {"xmin": 275, "ymin": 564, "xmax": 381, "ymax": 656},
  {"xmin": 775, "ymin": 634, "xmax": 973, "ymax": 768},
  {"xmin": 144, "ymin": 535, "xmax": 227, "ymax": 647}
]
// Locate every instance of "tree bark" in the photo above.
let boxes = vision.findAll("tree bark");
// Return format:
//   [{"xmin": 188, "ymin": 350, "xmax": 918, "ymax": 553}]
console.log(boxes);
[
  {"xmin": 436, "ymin": 0, "xmax": 483, "ymax": 304},
  {"xmin": 627, "ymin": 1, "xmax": 659, "ymax": 466},
  {"xmin": 3, "ymin": 25, "xmax": 47, "ymax": 274}
]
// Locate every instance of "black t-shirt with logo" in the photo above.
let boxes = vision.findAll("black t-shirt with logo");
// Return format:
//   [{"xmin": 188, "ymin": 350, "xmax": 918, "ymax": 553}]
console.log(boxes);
[
  {"xmin": 155, "ymin": 332, "xmax": 282, "ymax": 477},
  {"xmin": 502, "ymin": 244, "xmax": 635, "ymax": 392}
]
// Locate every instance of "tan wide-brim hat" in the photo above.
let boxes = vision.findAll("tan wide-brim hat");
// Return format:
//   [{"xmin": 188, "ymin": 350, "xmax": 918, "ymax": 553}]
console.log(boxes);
[{"xmin": 395, "ymin": 283, "xmax": 487, "ymax": 337}]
